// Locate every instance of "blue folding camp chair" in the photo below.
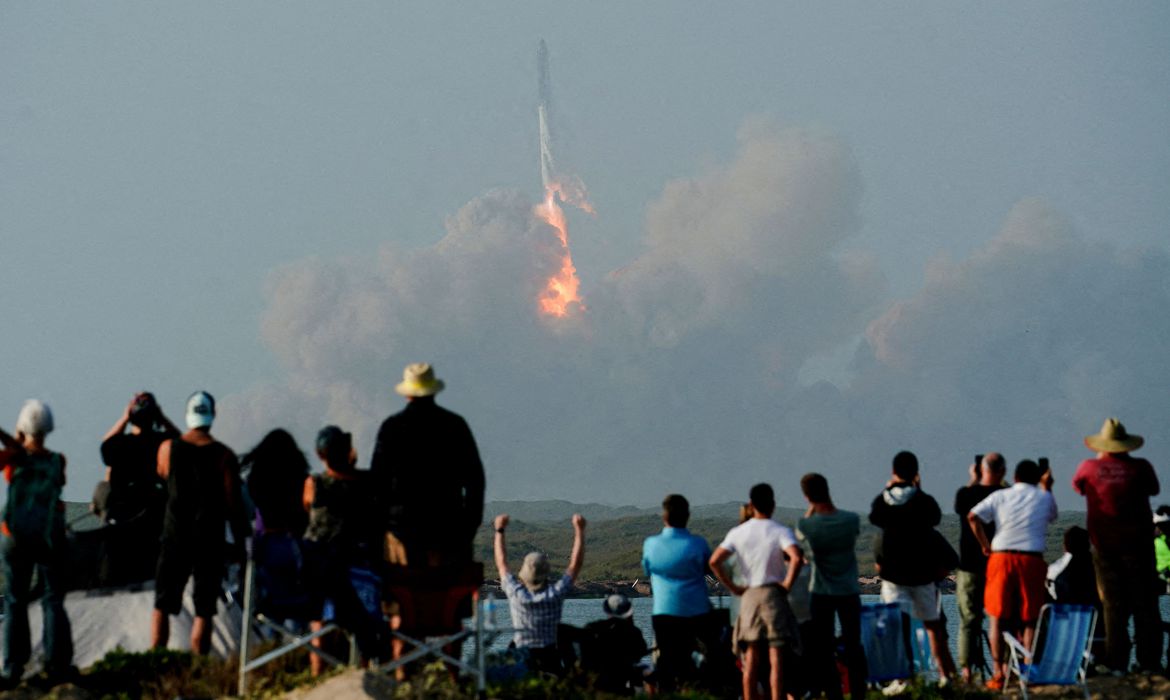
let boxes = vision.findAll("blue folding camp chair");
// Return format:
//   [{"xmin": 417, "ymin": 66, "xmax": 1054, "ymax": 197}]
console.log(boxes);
[
  {"xmin": 860, "ymin": 602, "xmax": 911, "ymax": 683},
  {"xmin": 1004, "ymin": 603, "xmax": 1097, "ymax": 700}
]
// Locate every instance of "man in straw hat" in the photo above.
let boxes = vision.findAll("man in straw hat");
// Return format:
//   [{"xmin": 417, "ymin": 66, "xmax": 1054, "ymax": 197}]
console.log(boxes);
[
  {"xmin": 493, "ymin": 512, "xmax": 587, "ymax": 674},
  {"xmin": 370, "ymin": 363, "xmax": 485, "ymax": 566},
  {"xmin": 1072, "ymin": 418, "xmax": 1162, "ymax": 674}
]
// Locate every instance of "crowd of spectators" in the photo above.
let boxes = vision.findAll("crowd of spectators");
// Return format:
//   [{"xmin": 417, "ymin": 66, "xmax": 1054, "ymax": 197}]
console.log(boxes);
[{"xmin": 0, "ymin": 373, "xmax": 1163, "ymax": 697}]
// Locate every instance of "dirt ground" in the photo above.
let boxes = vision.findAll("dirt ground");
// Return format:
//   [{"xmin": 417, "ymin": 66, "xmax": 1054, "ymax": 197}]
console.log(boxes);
[{"xmin": 998, "ymin": 670, "xmax": 1170, "ymax": 699}]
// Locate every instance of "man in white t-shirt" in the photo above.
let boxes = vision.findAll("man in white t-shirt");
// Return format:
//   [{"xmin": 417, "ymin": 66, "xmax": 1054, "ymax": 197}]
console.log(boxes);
[
  {"xmin": 710, "ymin": 483, "xmax": 803, "ymax": 700},
  {"xmin": 967, "ymin": 459, "xmax": 1057, "ymax": 689}
]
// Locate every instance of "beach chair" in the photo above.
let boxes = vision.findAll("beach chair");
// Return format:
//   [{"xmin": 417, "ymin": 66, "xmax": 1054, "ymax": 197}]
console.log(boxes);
[
  {"xmin": 379, "ymin": 561, "xmax": 487, "ymax": 693},
  {"xmin": 860, "ymin": 602, "xmax": 911, "ymax": 684},
  {"xmin": 1003, "ymin": 603, "xmax": 1096, "ymax": 699},
  {"xmin": 237, "ymin": 533, "xmax": 346, "ymax": 695}
]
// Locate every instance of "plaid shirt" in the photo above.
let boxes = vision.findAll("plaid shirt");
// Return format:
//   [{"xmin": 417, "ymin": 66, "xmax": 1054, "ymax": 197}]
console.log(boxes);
[{"xmin": 502, "ymin": 572, "xmax": 572, "ymax": 648}]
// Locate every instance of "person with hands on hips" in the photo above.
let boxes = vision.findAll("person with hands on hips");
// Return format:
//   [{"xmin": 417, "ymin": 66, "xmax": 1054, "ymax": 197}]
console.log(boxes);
[{"xmin": 709, "ymin": 483, "xmax": 803, "ymax": 700}]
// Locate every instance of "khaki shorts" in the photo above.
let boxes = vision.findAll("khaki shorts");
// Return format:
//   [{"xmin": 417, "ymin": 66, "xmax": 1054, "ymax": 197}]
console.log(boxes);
[
  {"xmin": 733, "ymin": 585, "xmax": 799, "ymax": 651},
  {"xmin": 880, "ymin": 580, "xmax": 941, "ymax": 621}
]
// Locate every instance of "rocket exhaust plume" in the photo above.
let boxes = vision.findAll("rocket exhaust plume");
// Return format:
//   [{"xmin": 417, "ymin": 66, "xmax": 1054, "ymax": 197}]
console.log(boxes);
[{"xmin": 535, "ymin": 39, "xmax": 592, "ymax": 318}]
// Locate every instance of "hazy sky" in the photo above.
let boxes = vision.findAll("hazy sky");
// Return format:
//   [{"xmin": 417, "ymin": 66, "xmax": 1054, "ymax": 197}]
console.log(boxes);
[{"xmin": 3, "ymin": 3, "xmax": 1168, "ymax": 511}]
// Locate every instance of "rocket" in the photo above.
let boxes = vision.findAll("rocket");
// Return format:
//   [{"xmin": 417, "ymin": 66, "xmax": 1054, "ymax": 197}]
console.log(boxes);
[{"xmin": 538, "ymin": 39, "xmax": 555, "ymax": 190}]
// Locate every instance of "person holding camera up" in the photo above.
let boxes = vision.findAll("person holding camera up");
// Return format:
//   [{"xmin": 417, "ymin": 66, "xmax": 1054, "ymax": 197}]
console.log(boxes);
[{"xmin": 952, "ymin": 453, "xmax": 1006, "ymax": 683}]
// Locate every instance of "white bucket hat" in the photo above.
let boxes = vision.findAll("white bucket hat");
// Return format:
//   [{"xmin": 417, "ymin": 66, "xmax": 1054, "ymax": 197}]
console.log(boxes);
[
  {"xmin": 518, "ymin": 552, "xmax": 550, "ymax": 592},
  {"xmin": 15, "ymin": 399, "xmax": 53, "ymax": 437},
  {"xmin": 394, "ymin": 363, "xmax": 445, "ymax": 397}
]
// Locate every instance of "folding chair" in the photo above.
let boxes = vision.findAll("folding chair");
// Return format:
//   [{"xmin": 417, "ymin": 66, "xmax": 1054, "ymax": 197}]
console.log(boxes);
[
  {"xmin": 860, "ymin": 602, "xmax": 911, "ymax": 684},
  {"xmin": 1004, "ymin": 603, "xmax": 1097, "ymax": 700},
  {"xmin": 237, "ymin": 534, "xmax": 347, "ymax": 696},
  {"xmin": 379, "ymin": 561, "xmax": 487, "ymax": 694}
]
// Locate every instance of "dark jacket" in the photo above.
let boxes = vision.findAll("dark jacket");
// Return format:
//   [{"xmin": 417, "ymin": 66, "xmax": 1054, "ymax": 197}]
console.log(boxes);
[
  {"xmin": 869, "ymin": 483, "xmax": 942, "ymax": 586},
  {"xmin": 369, "ymin": 397, "xmax": 485, "ymax": 555}
]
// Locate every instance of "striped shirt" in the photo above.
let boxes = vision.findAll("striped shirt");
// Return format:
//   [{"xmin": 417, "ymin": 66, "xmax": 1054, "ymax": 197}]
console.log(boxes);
[{"xmin": 502, "ymin": 572, "xmax": 573, "ymax": 648}]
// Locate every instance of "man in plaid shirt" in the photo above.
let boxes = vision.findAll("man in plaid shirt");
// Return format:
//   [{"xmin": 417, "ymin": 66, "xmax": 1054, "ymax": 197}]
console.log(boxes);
[{"xmin": 493, "ymin": 512, "xmax": 586, "ymax": 673}]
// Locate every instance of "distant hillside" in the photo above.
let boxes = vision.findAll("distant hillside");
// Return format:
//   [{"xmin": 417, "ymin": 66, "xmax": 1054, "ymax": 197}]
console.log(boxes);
[
  {"xmin": 58, "ymin": 499, "xmax": 1087, "ymax": 585},
  {"xmin": 476, "ymin": 501, "xmax": 1086, "ymax": 583}
]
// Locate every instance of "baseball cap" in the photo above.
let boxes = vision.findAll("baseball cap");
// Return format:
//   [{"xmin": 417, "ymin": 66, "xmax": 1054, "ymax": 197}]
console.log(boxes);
[{"xmin": 185, "ymin": 391, "xmax": 215, "ymax": 429}]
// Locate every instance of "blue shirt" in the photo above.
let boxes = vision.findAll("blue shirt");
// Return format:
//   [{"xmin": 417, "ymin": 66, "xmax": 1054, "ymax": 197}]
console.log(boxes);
[{"xmin": 642, "ymin": 527, "xmax": 712, "ymax": 617}]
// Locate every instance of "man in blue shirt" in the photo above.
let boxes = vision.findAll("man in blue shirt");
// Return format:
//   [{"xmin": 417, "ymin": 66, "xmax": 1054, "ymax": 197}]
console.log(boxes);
[{"xmin": 642, "ymin": 494, "xmax": 711, "ymax": 691}]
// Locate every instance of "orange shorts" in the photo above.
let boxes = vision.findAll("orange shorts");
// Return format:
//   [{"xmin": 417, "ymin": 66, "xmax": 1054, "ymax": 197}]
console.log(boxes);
[{"xmin": 984, "ymin": 551, "xmax": 1047, "ymax": 622}]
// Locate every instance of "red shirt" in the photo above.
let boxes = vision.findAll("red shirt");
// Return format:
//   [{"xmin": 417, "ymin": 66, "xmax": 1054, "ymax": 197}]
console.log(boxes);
[{"xmin": 1072, "ymin": 454, "xmax": 1159, "ymax": 552}]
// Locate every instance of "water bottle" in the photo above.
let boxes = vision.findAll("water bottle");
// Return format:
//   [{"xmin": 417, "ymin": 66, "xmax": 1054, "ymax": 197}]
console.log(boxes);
[{"xmin": 484, "ymin": 592, "xmax": 497, "ymax": 630}]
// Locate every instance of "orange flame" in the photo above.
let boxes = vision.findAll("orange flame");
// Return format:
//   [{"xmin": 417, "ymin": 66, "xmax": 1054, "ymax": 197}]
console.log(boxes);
[{"xmin": 535, "ymin": 182, "xmax": 588, "ymax": 317}]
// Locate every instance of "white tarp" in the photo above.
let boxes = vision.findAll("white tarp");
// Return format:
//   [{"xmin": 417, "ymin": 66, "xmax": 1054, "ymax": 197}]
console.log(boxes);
[{"xmin": 25, "ymin": 583, "xmax": 242, "ymax": 671}]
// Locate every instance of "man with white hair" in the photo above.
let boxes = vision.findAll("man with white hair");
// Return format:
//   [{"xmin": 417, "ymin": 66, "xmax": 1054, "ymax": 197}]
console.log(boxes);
[
  {"xmin": 493, "ymin": 512, "xmax": 586, "ymax": 674},
  {"xmin": 0, "ymin": 400, "xmax": 74, "ymax": 687},
  {"xmin": 150, "ymin": 391, "xmax": 250, "ymax": 655},
  {"xmin": 370, "ymin": 363, "xmax": 485, "ymax": 567}
]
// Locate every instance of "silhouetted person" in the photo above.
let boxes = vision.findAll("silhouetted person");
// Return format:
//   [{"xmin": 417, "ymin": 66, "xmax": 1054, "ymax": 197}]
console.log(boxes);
[
  {"xmin": 953, "ymin": 453, "xmax": 1006, "ymax": 682},
  {"xmin": 0, "ymin": 401, "xmax": 74, "ymax": 687},
  {"xmin": 1072, "ymin": 418, "xmax": 1162, "ymax": 673},
  {"xmin": 242, "ymin": 428, "xmax": 309, "ymax": 537},
  {"xmin": 798, "ymin": 473, "xmax": 866, "ymax": 699},
  {"xmin": 151, "ymin": 391, "xmax": 249, "ymax": 654},
  {"xmin": 370, "ymin": 363, "xmax": 484, "ymax": 567},
  {"xmin": 869, "ymin": 451, "xmax": 956, "ymax": 682},
  {"xmin": 97, "ymin": 392, "xmax": 178, "ymax": 585}
]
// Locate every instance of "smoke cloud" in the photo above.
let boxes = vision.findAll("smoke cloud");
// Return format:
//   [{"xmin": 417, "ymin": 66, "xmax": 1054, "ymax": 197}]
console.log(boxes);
[{"xmin": 219, "ymin": 119, "xmax": 1169, "ymax": 510}]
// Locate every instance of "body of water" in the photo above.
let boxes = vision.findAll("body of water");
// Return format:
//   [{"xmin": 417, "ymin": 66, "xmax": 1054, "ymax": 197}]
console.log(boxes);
[{"xmin": 476, "ymin": 594, "xmax": 1170, "ymax": 670}]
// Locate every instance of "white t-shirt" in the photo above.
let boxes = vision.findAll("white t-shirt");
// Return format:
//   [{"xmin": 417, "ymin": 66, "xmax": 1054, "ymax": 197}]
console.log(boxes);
[
  {"xmin": 969, "ymin": 482, "xmax": 1058, "ymax": 553},
  {"xmin": 717, "ymin": 517, "xmax": 799, "ymax": 587}
]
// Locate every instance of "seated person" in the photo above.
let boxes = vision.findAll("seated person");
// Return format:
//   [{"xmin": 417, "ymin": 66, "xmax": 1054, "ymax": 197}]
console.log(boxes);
[
  {"xmin": 1046, "ymin": 526, "xmax": 1100, "ymax": 606},
  {"xmin": 580, "ymin": 594, "xmax": 648, "ymax": 695},
  {"xmin": 493, "ymin": 512, "xmax": 586, "ymax": 675},
  {"xmin": 1046, "ymin": 525, "xmax": 1105, "ymax": 663}
]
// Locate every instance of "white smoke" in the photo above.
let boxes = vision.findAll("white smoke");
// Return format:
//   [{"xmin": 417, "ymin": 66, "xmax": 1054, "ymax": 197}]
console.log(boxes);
[{"xmin": 220, "ymin": 120, "xmax": 1169, "ymax": 510}]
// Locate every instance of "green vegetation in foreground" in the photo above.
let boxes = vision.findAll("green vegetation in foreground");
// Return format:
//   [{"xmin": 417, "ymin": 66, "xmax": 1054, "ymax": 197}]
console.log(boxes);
[
  {"xmin": 63, "ymin": 645, "xmax": 327, "ymax": 699},
  {"xmin": 0, "ymin": 648, "xmax": 997, "ymax": 699}
]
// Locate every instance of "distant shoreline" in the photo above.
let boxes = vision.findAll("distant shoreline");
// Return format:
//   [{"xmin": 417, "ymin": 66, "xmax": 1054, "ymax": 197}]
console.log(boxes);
[{"xmin": 485, "ymin": 575, "xmax": 951, "ymax": 599}]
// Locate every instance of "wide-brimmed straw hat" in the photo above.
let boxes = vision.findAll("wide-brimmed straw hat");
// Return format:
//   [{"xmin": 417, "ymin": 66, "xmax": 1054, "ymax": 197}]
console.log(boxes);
[
  {"xmin": 518, "ymin": 552, "xmax": 550, "ymax": 592},
  {"xmin": 1084, "ymin": 418, "xmax": 1143, "ymax": 453},
  {"xmin": 394, "ymin": 363, "xmax": 446, "ymax": 397}
]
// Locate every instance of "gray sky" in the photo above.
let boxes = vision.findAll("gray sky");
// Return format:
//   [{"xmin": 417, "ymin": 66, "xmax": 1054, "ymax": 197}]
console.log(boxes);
[{"xmin": 2, "ymin": 3, "xmax": 1168, "ymax": 511}]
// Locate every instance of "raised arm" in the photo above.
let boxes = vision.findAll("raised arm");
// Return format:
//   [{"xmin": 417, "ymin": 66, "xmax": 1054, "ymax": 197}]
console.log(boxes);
[
  {"xmin": 566, "ymin": 513, "xmax": 587, "ymax": 582},
  {"xmin": 493, "ymin": 513, "xmax": 511, "ymax": 580}
]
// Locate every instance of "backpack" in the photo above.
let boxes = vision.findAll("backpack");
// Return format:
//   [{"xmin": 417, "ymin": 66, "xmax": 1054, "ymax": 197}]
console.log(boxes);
[{"xmin": 4, "ymin": 451, "xmax": 66, "ymax": 549}]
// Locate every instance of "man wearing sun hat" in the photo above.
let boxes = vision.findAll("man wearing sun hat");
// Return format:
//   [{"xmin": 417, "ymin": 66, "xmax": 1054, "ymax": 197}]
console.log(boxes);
[
  {"xmin": 370, "ymin": 363, "xmax": 485, "ymax": 567},
  {"xmin": 1072, "ymin": 418, "xmax": 1162, "ymax": 674}
]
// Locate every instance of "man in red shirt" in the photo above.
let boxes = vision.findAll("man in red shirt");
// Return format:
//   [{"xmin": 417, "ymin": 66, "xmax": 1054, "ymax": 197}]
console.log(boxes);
[{"xmin": 1072, "ymin": 418, "xmax": 1161, "ymax": 673}]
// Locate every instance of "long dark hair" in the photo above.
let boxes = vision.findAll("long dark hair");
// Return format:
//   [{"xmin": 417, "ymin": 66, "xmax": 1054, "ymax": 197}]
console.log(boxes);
[{"xmin": 242, "ymin": 429, "xmax": 310, "ymax": 533}]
